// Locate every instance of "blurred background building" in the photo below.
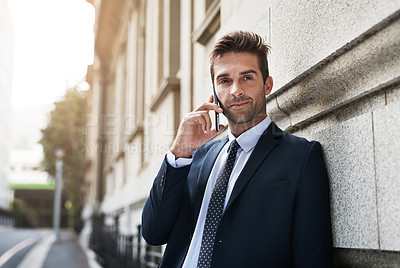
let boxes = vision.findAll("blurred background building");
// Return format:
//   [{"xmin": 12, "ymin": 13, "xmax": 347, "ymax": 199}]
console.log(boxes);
[
  {"xmin": 0, "ymin": 0, "xmax": 14, "ymax": 226},
  {"xmin": 81, "ymin": 0, "xmax": 400, "ymax": 266}
]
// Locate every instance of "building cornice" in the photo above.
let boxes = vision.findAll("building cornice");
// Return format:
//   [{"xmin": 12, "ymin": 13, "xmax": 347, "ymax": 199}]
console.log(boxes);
[
  {"xmin": 150, "ymin": 77, "xmax": 181, "ymax": 112},
  {"xmin": 266, "ymin": 10, "xmax": 400, "ymax": 133},
  {"xmin": 93, "ymin": 0, "xmax": 129, "ymax": 63}
]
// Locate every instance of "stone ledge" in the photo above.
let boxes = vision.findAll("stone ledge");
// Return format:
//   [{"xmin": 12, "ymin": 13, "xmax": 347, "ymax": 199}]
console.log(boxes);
[
  {"xmin": 192, "ymin": 0, "xmax": 220, "ymax": 45},
  {"xmin": 334, "ymin": 248, "xmax": 400, "ymax": 267},
  {"xmin": 150, "ymin": 76, "xmax": 180, "ymax": 112},
  {"xmin": 126, "ymin": 125, "xmax": 144, "ymax": 143},
  {"xmin": 95, "ymin": 0, "xmax": 129, "ymax": 63},
  {"xmin": 266, "ymin": 10, "xmax": 400, "ymax": 132},
  {"xmin": 128, "ymin": 198, "xmax": 147, "ymax": 210}
]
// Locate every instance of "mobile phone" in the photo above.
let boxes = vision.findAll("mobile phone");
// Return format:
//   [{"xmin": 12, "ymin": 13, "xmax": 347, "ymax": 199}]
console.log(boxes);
[{"xmin": 212, "ymin": 85, "xmax": 220, "ymax": 132}]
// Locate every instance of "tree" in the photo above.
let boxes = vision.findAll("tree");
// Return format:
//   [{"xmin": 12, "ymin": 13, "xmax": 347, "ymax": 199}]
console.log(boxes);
[{"xmin": 40, "ymin": 84, "xmax": 87, "ymax": 232}]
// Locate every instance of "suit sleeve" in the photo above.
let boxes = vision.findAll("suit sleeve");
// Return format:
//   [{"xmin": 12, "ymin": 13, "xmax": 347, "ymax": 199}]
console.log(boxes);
[
  {"xmin": 141, "ymin": 156, "xmax": 191, "ymax": 245},
  {"xmin": 292, "ymin": 141, "xmax": 333, "ymax": 267}
]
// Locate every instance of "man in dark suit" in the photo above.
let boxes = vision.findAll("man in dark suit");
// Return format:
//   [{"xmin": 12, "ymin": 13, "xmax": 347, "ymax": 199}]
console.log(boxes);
[{"xmin": 142, "ymin": 31, "xmax": 333, "ymax": 267}]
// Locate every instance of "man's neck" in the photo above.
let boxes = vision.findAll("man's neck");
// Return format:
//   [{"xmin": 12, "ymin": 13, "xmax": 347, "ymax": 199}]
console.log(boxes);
[{"xmin": 229, "ymin": 114, "xmax": 267, "ymax": 137}]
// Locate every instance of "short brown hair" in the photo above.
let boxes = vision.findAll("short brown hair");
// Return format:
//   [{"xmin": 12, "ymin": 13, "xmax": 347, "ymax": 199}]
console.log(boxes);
[{"xmin": 210, "ymin": 31, "xmax": 270, "ymax": 85}]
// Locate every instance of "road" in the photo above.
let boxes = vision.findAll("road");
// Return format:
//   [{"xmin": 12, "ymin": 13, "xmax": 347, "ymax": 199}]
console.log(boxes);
[{"xmin": 0, "ymin": 228, "xmax": 49, "ymax": 268}]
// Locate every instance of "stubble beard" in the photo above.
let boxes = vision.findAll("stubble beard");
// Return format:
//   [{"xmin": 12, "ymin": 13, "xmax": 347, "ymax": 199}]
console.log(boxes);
[{"xmin": 221, "ymin": 93, "xmax": 267, "ymax": 127}]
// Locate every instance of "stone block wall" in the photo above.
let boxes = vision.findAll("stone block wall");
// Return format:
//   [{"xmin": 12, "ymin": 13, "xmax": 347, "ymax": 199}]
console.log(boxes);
[{"xmin": 262, "ymin": 7, "xmax": 400, "ymax": 266}]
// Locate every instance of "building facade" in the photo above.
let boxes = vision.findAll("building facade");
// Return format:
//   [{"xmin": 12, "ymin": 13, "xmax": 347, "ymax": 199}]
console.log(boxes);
[
  {"xmin": 82, "ymin": 0, "xmax": 400, "ymax": 265},
  {"xmin": 0, "ymin": 0, "xmax": 14, "ymax": 217}
]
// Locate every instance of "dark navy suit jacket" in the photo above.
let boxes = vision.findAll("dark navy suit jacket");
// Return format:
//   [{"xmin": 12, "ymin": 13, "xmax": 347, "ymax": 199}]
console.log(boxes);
[{"xmin": 142, "ymin": 122, "xmax": 333, "ymax": 267}]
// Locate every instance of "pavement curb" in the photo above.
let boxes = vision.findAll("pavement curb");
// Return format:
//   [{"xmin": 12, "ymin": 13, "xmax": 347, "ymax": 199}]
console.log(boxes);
[
  {"xmin": 85, "ymin": 249, "xmax": 103, "ymax": 268},
  {"xmin": 17, "ymin": 232, "xmax": 55, "ymax": 268}
]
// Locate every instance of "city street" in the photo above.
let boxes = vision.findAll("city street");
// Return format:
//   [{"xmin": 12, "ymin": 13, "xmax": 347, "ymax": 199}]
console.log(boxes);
[
  {"xmin": 0, "ymin": 228, "xmax": 46, "ymax": 267},
  {"xmin": 0, "ymin": 228, "xmax": 92, "ymax": 268}
]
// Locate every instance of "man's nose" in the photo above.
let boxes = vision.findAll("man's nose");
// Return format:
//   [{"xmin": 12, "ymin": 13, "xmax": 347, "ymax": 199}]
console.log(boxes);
[{"xmin": 230, "ymin": 81, "xmax": 244, "ymax": 97}]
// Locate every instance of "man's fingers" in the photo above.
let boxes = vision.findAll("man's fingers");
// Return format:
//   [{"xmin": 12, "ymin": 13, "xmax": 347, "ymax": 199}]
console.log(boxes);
[
  {"xmin": 209, "ymin": 125, "xmax": 225, "ymax": 137},
  {"xmin": 202, "ymin": 111, "xmax": 212, "ymax": 132},
  {"xmin": 193, "ymin": 102, "xmax": 223, "ymax": 113},
  {"xmin": 185, "ymin": 111, "xmax": 213, "ymax": 132},
  {"xmin": 186, "ymin": 113, "xmax": 205, "ymax": 131}
]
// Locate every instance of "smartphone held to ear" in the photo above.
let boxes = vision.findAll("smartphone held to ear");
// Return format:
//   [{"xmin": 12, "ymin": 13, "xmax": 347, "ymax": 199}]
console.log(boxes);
[{"xmin": 213, "ymin": 86, "xmax": 220, "ymax": 132}]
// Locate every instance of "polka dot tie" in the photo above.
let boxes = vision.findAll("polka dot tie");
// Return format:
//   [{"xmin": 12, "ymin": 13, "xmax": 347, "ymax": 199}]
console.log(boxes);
[{"xmin": 197, "ymin": 140, "xmax": 241, "ymax": 268}]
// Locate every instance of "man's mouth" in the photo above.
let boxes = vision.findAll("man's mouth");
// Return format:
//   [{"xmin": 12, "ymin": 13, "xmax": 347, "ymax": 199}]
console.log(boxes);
[{"xmin": 229, "ymin": 100, "xmax": 250, "ymax": 109}]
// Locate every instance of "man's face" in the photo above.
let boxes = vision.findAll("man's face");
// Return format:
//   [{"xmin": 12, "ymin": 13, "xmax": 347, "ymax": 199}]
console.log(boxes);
[{"xmin": 213, "ymin": 51, "xmax": 273, "ymax": 128}]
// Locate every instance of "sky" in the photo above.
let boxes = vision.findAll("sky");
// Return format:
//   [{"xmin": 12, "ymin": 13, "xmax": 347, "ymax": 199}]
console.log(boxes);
[{"xmin": 8, "ymin": 0, "xmax": 95, "ymax": 110}]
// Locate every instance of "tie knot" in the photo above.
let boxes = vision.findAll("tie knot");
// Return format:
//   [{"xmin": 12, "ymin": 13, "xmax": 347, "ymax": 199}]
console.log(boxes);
[{"xmin": 229, "ymin": 140, "xmax": 240, "ymax": 154}]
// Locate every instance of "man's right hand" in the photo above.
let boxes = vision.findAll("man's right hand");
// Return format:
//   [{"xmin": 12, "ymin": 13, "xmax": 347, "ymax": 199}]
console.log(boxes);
[{"xmin": 170, "ymin": 95, "xmax": 225, "ymax": 159}]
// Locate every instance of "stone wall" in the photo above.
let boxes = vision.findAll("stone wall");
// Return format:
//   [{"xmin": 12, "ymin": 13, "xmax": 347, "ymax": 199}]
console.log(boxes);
[
  {"xmin": 247, "ymin": 3, "xmax": 400, "ymax": 266},
  {"xmin": 266, "ymin": 8, "xmax": 400, "ymax": 253}
]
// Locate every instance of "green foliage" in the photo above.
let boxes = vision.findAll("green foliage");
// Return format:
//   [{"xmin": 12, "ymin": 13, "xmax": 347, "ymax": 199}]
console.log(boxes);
[
  {"xmin": 39, "ymin": 85, "xmax": 87, "ymax": 232},
  {"xmin": 10, "ymin": 182, "xmax": 55, "ymax": 190}
]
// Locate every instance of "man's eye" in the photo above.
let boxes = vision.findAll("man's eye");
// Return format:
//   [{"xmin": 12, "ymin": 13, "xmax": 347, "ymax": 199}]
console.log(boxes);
[
  {"xmin": 243, "ymin": 76, "xmax": 253, "ymax": 81},
  {"xmin": 219, "ymin": 79, "xmax": 230, "ymax": 84}
]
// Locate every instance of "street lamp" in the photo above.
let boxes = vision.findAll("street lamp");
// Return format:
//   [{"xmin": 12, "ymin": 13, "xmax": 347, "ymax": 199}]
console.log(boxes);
[{"xmin": 53, "ymin": 147, "xmax": 64, "ymax": 241}]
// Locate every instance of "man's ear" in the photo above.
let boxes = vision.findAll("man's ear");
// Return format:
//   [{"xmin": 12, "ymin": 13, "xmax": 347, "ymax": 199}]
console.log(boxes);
[{"xmin": 264, "ymin": 76, "xmax": 273, "ymax": 96}]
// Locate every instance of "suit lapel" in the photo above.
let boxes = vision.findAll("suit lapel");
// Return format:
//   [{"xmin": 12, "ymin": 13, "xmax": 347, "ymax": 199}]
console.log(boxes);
[
  {"xmin": 225, "ymin": 121, "xmax": 282, "ymax": 211},
  {"xmin": 192, "ymin": 136, "xmax": 229, "ymax": 223}
]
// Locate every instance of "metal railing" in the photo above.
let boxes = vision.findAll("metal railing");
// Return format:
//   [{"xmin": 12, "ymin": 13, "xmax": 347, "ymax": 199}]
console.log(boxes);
[
  {"xmin": 0, "ymin": 209, "xmax": 14, "ymax": 228},
  {"xmin": 90, "ymin": 216, "xmax": 162, "ymax": 268}
]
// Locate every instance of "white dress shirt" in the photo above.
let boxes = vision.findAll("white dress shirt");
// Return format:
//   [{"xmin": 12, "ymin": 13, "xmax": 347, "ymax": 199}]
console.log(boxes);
[{"xmin": 167, "ymin": 115, "xmax": 272, "ymax": 268}]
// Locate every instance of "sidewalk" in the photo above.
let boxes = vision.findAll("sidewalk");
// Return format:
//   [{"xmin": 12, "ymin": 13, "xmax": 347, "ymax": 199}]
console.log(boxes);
[{"xmin": 17, "ymin": 230, "xmax": 102, "ymax": 268}]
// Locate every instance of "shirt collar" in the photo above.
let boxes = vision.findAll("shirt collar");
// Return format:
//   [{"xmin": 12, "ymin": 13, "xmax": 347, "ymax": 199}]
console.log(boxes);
[{"xmin": 227, "ymin": 115, "xmax": 272, "ymax": 153}]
